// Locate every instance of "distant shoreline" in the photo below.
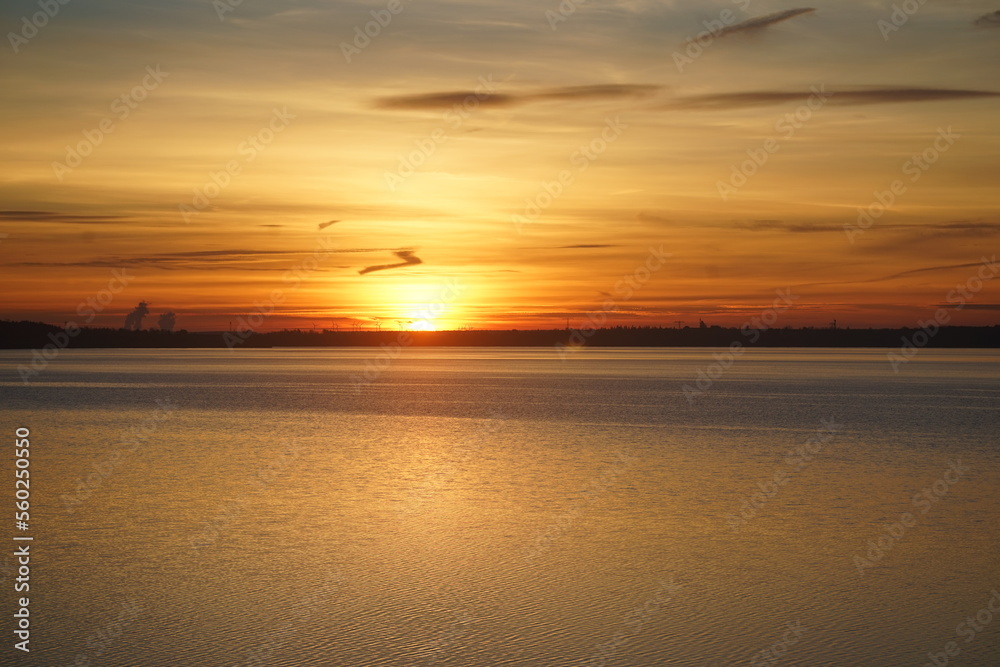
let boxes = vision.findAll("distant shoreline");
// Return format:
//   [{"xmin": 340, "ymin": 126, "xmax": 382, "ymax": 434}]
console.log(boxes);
[{"xmin": 2, "ymin": 319, "xmax": 997, "ymax": 349}]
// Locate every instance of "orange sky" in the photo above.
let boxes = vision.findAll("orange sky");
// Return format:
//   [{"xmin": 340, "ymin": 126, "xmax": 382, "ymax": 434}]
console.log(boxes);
[{"xmin": 1, "ymin": 0, "xmax": 998, "ymax": 331}]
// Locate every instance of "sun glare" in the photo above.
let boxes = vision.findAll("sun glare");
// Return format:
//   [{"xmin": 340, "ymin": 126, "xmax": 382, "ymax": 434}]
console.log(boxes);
[{"xmin": 377, "ymin": 281, "xmax": 465, "ymax": 332}]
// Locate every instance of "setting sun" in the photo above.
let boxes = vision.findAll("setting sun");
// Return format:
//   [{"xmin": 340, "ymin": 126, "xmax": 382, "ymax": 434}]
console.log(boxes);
[{"xmin": 410, "ymin": 320, "xmax": 436, "ymax": 331}]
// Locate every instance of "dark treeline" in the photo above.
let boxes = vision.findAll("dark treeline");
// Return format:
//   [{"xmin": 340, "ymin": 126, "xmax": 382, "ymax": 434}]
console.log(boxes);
[{"xmin": 1, "ymin": 319, "xmax": 998, "ymax": 349}]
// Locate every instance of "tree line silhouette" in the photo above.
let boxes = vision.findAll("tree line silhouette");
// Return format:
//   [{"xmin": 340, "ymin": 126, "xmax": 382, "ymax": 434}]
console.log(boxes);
[{"xmin": 1, "ymin": 319, "xmax": 997, "ymax": 349}]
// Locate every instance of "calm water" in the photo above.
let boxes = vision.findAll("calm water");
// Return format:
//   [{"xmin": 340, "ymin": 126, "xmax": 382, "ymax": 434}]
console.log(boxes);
[{"xmin": 1, "ymin": 348, "xmax": 998, "ymax": 665}]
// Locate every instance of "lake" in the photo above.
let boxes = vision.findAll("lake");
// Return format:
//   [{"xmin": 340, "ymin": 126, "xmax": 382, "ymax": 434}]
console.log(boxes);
[{"xmin": 1, "ymin": 347, "xmax": 998, "ymax": 665}]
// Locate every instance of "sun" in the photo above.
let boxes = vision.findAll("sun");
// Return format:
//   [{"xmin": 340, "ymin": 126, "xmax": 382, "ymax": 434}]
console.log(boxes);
[
  {"xmin": 365, "ymin": 280, "xmax": 465, "ymax": 331},
  {"xmin": 410, "ymin": 320, "xmax": 436, "ymax": 331}
]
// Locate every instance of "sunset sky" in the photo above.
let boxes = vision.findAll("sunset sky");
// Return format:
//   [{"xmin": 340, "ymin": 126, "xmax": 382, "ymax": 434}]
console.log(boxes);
[{"xmin": 1, "ymin": 0, "xmax": 998, "ymax": 331}]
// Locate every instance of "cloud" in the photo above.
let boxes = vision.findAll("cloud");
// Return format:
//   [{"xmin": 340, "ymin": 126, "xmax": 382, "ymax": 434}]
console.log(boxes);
[
  {"xmin": 157, "ymin": 311, "xmax": 177, "ymax": 332},
  {"xmin": 556, "ymin": 244, "xmax": 619, "ymax": 249},
  {"xmin": 374, "ymin": 92, "xmax": 516, "ymax": 111},
  {"xmin": 738, "ymin": 220, "xmax": 843, "ymax": 233},
  {"xmin": 796, "ymin": 261, "xmax": 996, "ymax": 288},
  {"xmin": 738, "ymin": 219, "xmax": 1000, "ymax": 234},
  {"xmin": 529, "ymin": 84, "xmax": 663, "ymax": 102},
  {"xmin": 359, "ymin": 249, "xmax": 423, "ymax": 275},
  {"xmin": 974, "ymin": 10, "xmax": 1000, "ymax": 27},
  {"xmin": 374, "ymin": 84, "xmax": 662, "ymax": 111},
  {"xmin": 12, "ymin": 248, "xmax": 398, "ymax": 271},
  {"xmin": 871, "ymin": 261, "xmax": 997, "ymax": 283},
  {"xmin": 718, "ymin": 8, "xmax": 817, "ymax": 37},
  {"xmin": 123, "ymin": 301, "xmax": 150, "ymax": 331},
  {"xmin": 663, "ymin": 87, "xmax": 999, "ymax": 110},
  {"xmin": 0, "ymin": 210, "xmax": 128, "ymax": 224}
]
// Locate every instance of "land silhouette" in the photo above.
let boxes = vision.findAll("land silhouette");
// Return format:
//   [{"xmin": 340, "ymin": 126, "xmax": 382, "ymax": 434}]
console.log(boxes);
[{"xmin": 1, "ymin": 319, "xmax": 997, "ymax": 349}]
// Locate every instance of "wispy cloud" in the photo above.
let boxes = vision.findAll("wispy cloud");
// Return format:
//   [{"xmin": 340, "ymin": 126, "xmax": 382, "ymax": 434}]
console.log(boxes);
[
  {"xmin": 739, "ymin": 219, "xmax": 1000, "ymax": 234},
  {"xmin": 797, "ymin": 261, "xmax": 995, "ymax": 288},
  {"xmin": 359, "ymin": 249, "xmax": 423, "ymax": 275},
  {"xmin": 718, "ymin": 8, "xmax": 817, "ymax": 37},
  {"xmin": 12, "ymin": 248, "xmax": 397, "ymax": 271},
  {"xmin": 0, "ymin": 210, "xmax": 129, "ymax": 225},
  {"xmin": 974, "ymin": 10, "xmax": 1000, "ymax": 27},
  {"xmin": 374, "ymin": 84, "xmax": 662, "ymax": 111},
  {"xmin": 737, "ymin": 220, "xmax": 843, "ymax": 233},
  {"xmin": 872, "ymin": 261, "xmax": 997, "ymax": 282},
  {"xmin": 663, "ymin": 87, "xmax": 999, "ymax": 110}
]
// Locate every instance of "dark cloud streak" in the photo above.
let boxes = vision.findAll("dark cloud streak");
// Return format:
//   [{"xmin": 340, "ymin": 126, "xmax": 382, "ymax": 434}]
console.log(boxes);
[
  {"xmin": 0, "ymin": 210, "xmax": 128, "ymax": 225},
  {"xmin": 11, "ymin": 247, "xmax": 400, "ymax": 270},
  {"xmin": 974, "ymin": 10, "xmax": 1000, "ymax": 26},
  {"xmin": 796, "ymin": 261, "xmax": 995, "ymax": 288},
  {"xmin": 718, "ymin": 8, "xmax": 817, "ymax": 36},
  {"xmin": 664, "ymin": 87, "xmax": 999, "ymax": 110},
  {"xmin": 740, "ymin": 220, "xmax": 1000, "ymax": 234},
  {"xmin": 374, "ymin": 84, "xmax": 662, "ymax": 111},
  {"xmin": 359, "ymin": 250, "xmax": 423, "ymax": 275}
]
